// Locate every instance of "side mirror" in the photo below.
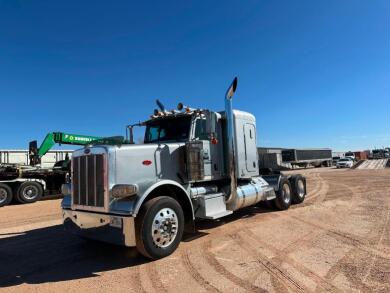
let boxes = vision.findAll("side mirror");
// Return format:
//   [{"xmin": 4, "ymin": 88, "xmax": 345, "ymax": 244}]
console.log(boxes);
[{"xmin": 225, "ymin": 77, "xmax": 238, "ymax": 100}]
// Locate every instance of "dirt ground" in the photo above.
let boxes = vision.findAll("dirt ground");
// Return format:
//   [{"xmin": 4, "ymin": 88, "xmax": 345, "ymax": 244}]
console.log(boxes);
[{"xmin": 0, "ymin": 167, "xmax": 389, "ymax": 292}]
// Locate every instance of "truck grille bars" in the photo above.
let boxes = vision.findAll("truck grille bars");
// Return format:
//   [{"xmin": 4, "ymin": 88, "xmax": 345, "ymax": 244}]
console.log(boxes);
[{"xmin": 72, "ymin": 154, "xmax": 106, "ymax": 209}]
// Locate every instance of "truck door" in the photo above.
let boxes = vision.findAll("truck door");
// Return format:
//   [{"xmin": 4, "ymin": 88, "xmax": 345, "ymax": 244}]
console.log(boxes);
[
  {"xmin": 244, "ymin": 123, "xmax": 257, "ymax": 172},
  {"xmin": 192, "ymin": 117, "xmax": 223, "ymax": 180}
]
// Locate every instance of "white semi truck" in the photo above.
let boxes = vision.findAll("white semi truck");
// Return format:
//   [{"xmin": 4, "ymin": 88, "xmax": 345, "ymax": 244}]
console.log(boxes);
[{"xmin": 61, "ymin": 78, "xmax": 307, "ymax": 259}]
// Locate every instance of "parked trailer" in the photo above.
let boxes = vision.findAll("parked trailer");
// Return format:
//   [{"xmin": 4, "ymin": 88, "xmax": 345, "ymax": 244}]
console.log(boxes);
[
  {"xmin": 61, "ymin": 77, "xmax": 308, "ymax": 260},
  {"xmin": 0, "ymin": 132, "xmax": 105, "ymax": 207},
  {"xmin": 0, "ymin": 163, "xmax": 69, "ymax": 207},
  {"xmin": 281, "ymin": 148, "xmax": 332, "ymax": 168},
  {"xmin": 257, "ymin": 147, "xmax": 292, "ymax": 170}
]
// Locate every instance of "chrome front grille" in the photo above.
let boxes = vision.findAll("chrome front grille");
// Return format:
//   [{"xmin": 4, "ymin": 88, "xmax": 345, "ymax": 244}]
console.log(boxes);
[{"xmin": 72, "ymin": 154, "xmax": 106, "ymax": 209}]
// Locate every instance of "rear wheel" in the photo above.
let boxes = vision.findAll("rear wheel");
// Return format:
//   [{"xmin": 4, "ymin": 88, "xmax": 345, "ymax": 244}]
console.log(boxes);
[
  {"xmin": 135, "ymin": 196, "xmax": 184, "ymax": 260},
  {"xmin": 16, "ymin": 181, "xmax": 43, "ymax": 204},
  {"xmin": 0, "ymin": 184, "xmax": 13, "ymax": 207},
  {"xmin": 274, "ymin": 178, "xmax": 292, "ymax": 210},
  {"xmin": 291, "ymin": 175, "xmax": 306, "ymax": 204}
]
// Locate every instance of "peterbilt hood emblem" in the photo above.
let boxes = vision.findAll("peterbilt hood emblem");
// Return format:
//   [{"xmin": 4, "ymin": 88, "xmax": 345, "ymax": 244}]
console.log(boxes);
[{"xmin": 84, "ymin": 148, "xmax": 91, "ymax": 154}]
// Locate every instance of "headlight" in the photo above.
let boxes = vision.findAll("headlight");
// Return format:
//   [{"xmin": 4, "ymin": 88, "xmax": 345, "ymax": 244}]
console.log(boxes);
[
  {"xmin": 61, "ymin": 183, "xmax": 72, "ymax": 196},
  {"xmin": 112, "ymin": 184, "xmax": 138, "ymax": 199}
]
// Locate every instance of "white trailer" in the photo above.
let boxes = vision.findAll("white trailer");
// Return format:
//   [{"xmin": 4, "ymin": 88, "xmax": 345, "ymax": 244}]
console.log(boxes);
[{"xmin": 0, "ymin": 150, "xmax": 73, "ymax": 168}]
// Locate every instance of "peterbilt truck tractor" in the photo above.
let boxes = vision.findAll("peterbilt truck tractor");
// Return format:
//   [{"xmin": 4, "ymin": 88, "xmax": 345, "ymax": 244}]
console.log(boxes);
[{"xmin": 61, "ymin": 77, "xmax": 307, "ymax": 259}]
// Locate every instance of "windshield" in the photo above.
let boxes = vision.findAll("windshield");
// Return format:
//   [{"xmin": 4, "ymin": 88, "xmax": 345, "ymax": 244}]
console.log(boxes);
[
  {"xmin": 345, "ymin": 152, "xmax": 354, "ymax": 156},
  {"xmin": 339, "ymin": 158, "xmax": 350, "ymax": 162},
  {"xmin": 144, "ymin": 116, "xmax": 192, "ymax": 143}
]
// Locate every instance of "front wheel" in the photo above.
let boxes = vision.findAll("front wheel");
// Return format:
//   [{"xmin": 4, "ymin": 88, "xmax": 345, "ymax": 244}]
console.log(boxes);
[
  {"xmin": 274, "ymin": 178, "xmax": 292, "ymax": 210},
  {"xmin": 135, "ymin": 196, "xmax": 184, "ymax": 260}
]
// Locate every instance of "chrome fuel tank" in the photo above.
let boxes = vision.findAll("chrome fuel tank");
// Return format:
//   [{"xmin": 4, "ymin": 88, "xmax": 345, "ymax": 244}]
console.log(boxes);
[{"xmin": 233, "ymin": 177, "xmax": 276, "ymax": 210}]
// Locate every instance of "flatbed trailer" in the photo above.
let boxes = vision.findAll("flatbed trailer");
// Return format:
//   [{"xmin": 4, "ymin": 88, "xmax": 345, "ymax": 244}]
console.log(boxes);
[
  {"xmin": 0, "ymin": 132, "xmax": 105, "ymax": 207},
  {"xmin": 0, "ymin": 163, "xmax": 68, "ymax": 207}
]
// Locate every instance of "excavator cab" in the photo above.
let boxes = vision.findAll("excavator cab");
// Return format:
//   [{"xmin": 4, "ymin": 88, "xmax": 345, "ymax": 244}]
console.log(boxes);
[{"xmin": 29, "ymin": 140, "xmax": 41, "ymax": 166}]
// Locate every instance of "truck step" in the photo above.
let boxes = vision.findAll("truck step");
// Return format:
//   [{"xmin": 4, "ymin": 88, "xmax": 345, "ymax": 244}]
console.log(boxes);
[
  {"xmin": 195, "ymin": 192, "xmax": 232, "ymax": 220},
  {"xmin": 199, "ymin": 210, "xmax": 233, "ymax": 220}
]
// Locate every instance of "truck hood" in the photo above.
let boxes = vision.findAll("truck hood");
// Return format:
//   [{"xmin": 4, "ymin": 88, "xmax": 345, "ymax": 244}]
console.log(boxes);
[{"xmin": 109, "ymin": 143, "xmax": 186, "ymax": 194}]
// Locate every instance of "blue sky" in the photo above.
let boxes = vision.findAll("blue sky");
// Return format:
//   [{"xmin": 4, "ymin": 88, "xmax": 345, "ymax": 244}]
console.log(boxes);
[{"xmin": 0, "ymin": 0, "xmax": 389, "ymax": 151}]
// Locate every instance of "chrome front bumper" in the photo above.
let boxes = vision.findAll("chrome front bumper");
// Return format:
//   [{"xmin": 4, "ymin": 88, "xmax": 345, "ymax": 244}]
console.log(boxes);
[{"xmin": 62, "ymin": 209, "xmax": 136, "ymax": 247}]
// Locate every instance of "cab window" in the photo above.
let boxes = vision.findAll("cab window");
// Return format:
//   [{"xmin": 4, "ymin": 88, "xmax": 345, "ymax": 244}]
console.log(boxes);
[{"xmin": 194, "ymin": 119, "xmax": 208, "ymax": 140}]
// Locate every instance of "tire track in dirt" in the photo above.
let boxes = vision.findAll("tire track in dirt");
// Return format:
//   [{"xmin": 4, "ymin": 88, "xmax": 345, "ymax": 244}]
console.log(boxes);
[
  {"xmin": 242, "ymin": 228, "xmax": 341, "ymax": 292},
  {"xmin": 0, "ymin": 214, "xmax": 61, "ymax": 229},
  {"xmin": 201, "ymin": 240, "xmax": 269, "ymax": 293},
  {"xmin": 180, "ymin": 249, "xmax": 222, "ymax": 293},
  {"xmin": 128, "ymin": 266, "xmax": 146, "ymax": 293},
  {"xmin": 316, "ymin": 177, "xmax": 390, "ymax": 291},
  {"xmin": 145, "ymin": 262, "xmax": 168, "ymax": 293},
  {"xmin": 322, "ymin": 225, "xmax": 388, "ymax": 292},
  {"xmin": 288, "ymin": 215, "xmax": 390, "ymax": 261},
  {"xmin": 231, "ymin": 233, "xmax": 306, "ymax": 292},
  {"xmin": 304, "ymin": 173, "xmax": 321, "ymax": 197},
  {"xmin": 236, "ymin": 175, "xmax": 382, "ymax": 292},
  {"xmin": 303, "ymin": 173, "xmax": 329, "ymax": 205},
  {"xmin": 290, "ymin": 179, "xmax": 389, "ymax": 260},
  {"xmin": 362, "ymin": 208, "xmax": 390, "ymax": 283}
]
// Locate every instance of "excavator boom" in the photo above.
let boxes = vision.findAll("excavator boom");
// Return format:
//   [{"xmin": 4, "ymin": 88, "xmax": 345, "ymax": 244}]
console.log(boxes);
[{"xmin": 29, "ymin": 132, "xmax": 102, "ymax": 166}]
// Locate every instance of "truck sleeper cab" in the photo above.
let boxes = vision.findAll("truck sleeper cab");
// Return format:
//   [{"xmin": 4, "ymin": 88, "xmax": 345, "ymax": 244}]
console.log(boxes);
[{"xmin": 62, "ymin": 78, "xmax": 307, "ymax": 259}]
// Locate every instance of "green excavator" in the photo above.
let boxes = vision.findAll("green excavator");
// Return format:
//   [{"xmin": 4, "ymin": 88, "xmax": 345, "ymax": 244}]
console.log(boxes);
[
  {"xmin": 29, "ymin": 132, "xmax": 103, "ymax": 166},
  {"xmin": 0, "ymin": 132, "xmax": 104, "ymax": 207}
]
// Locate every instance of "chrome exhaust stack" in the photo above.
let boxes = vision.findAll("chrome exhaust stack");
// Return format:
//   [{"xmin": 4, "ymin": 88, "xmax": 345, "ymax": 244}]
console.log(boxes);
[
  {"xmin": 223, "ymin": 77, "xmax": 276, "ymax": 211},
  {"xmin": 224, "ymin": 77, "xmax": 239, "ymax": 211}
]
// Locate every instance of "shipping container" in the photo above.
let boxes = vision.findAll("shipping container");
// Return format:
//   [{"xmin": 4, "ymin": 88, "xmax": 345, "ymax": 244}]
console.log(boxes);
[{"xmin": 354, "ymin": 151, "xmax": 368, "ymax": 161}]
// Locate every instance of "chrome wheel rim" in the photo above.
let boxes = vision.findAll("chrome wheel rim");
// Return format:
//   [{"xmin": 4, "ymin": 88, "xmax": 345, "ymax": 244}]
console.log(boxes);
[
  {"xmin": 23, "ymin": 185, "xmax": 39, "ymax": 200},
  {"xmin": 282, "ymin": 183, "xmax": 291, "ymax": 204},
  {"xmin": 0, "ymin": 188, "xmax": 7, "ymax": 204},
  {"xmin": 297, "ymin": 180, "xmax": 305, "ymax": 198},
  {"xmin": 151, "ymin": 208, "xmax": 178, "ymax": 248}
]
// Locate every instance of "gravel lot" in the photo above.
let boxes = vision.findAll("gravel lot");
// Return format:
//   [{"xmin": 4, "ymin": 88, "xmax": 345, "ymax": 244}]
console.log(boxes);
[{"xmin": 0, "ymin": 167, "xmax": 389, "ymax": 292}]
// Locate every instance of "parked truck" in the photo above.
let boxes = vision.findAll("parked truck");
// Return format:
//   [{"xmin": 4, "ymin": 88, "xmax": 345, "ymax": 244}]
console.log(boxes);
[
  {"xmin": 372, "ymin": 149, "xmax": 390, "ymax": 159},
  {"xmin": 0, "ymin": 132, "xmax": 103, "ymax": 207},
  {"xmin": 61, "ymin": 78, "xmax": 307, "ymax": 259}
]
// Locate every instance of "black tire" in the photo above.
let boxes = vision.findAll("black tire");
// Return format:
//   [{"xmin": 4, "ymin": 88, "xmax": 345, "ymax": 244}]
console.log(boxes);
[
  {"xmin": 274, "ymin": 178, "xmax": 292, "ymax": 210},
  {"xmin": 0, "ymin": 183, "xmax": 13, "ymax": 207},
  {"xmin": 290, "ymin": 175, "xmax": 306, "ymax": 204},
  {"xmin": 135, "ymin": 196, "xmax": 184, "ymax": 260},
  {"xmin": 16, "ymin": 181, "xmax": 43, "ymax": 204}
]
